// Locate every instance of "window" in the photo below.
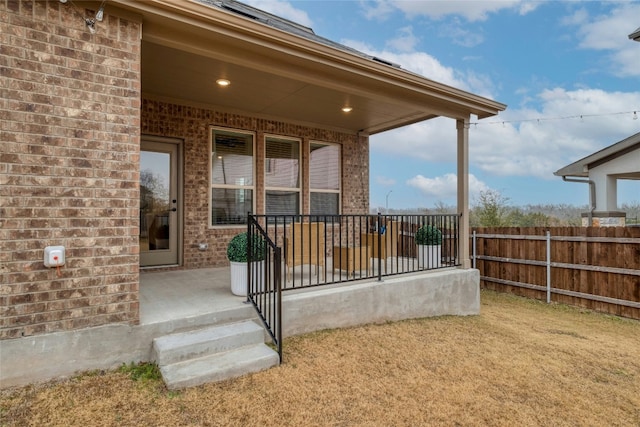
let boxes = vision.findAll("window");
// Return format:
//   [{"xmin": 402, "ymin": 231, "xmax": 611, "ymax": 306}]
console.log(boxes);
[
  {"xmin": 309, "ymin": 142, "xmax": 340, "ymax": 215},
  {"xmin": 265, "ymin": 137, "xmax": 300, "ymax": 216},
  {"xmin": 210, "ymin": 128, "xmax": 254, "ymax": 225}
]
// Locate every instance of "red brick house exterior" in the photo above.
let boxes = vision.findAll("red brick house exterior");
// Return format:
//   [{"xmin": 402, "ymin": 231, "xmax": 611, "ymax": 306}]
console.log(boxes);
[
  {"xmin": 2, "ymin": 0, "xmax": 142, "ymax": 338},
  {"xmin": 1, "ymin": 0, "xmax": 505, "ymax": 386}
]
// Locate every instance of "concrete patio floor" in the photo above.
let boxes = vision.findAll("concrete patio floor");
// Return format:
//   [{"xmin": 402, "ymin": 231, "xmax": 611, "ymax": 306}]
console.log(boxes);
[
  {"xmin": 139, "ymin": 267, "xmax": 247, "ymax": 325},
  {"xmin": 138, "ymin": 258, "xmax": 451, "ymax": 326}
]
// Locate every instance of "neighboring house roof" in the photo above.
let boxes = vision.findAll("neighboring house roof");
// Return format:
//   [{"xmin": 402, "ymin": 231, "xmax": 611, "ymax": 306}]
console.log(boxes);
[
  {"xmin": 629, "ymin": 27, "xmax": 640, "ymax": 41},
  {"xmin": 554, "ymin": 132, "xmax": 640, "ymax": 178},
  {"xmin": 109, "ymin": 0, "xmax": 505, "ymax": 134}
]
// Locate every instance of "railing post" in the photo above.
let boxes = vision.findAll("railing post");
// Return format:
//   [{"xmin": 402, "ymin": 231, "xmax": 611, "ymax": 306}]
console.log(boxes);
[
  {"xmin": 246, "ymin": 213, "xmax": 252, "ymax": 303},
  {"xmin": 546, "ymin": 230, "xmax": 551, "ymax": 304},
  {"xmin": 377, "ymin": 212, "xmax": 382, "ymax": 281},
  {"xmin": 274, "ymin": 246, "xmax": 282, "ymax": 362}
]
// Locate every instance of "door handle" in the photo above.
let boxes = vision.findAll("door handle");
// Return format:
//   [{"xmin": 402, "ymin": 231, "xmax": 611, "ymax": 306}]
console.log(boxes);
[{"xmin": 171, "ymin": 208, "xmax": 177, "ymax": 212}]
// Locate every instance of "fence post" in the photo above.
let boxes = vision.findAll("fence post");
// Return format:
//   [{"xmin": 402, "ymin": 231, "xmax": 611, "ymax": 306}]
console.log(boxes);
[
  {"xmin": 472, "ymin": 230, "xmax": 476, "ymax": 269},
  {"xmin": 546, "ymin": 230, "xmax": 551, "ymax": 304}
]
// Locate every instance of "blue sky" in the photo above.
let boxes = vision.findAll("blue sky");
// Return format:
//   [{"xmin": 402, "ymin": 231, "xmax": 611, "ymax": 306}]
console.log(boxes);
[{"xmin": 245, "ymin": 0, "xmax": 640, "ymax": 210}]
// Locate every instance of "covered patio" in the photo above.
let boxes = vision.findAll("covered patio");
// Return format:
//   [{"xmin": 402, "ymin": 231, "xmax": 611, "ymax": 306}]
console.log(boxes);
[
  {"xmin": 1, "ymin": 0, "xmax": 506, "ymax": 389},
  {"xmin": 139, "ymin": 265, "xmax": 480, "ymax": 337}
]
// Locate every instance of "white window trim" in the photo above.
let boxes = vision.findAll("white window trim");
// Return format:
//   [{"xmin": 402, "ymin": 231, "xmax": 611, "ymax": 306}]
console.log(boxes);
[{"xmin": 263, "ymin": 134, "xmax": 302, "ymax": 215}]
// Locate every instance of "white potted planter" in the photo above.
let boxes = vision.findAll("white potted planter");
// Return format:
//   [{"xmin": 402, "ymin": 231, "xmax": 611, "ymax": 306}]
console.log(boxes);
[
  {"xmin": 229, "ymin": 260, "xmax": 265, "ymax": 296},
  {"xmin": 415, "ymin": 224, "xmax": 442, "ymax": 269},
  {"xmin": 227, "ymin": 232, "xmax": 266, "ymax": 296}
]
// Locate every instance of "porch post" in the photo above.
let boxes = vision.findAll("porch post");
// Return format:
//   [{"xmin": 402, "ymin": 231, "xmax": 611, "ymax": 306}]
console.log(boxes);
[{"xmin": 456, "ymin": 117, "xmax": 471, "ymax": 269}]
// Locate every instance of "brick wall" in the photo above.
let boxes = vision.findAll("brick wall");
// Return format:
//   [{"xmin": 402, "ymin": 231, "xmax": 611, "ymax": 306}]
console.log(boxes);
[
  {"xmin": 141, "ymin": 98, "xmax": 370, "ymax": 269},
  {"xmin": 1, "ymin": 1, "xmax": 142, "ymax": 339},
  {"xmin": 0, "ymin": 1, "xmax": 369, "ymax": 340}
]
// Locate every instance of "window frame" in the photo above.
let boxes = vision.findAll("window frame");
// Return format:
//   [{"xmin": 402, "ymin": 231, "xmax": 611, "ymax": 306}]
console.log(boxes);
[
  {"xmin": 208, "ymin": 126, "xmax": 256, "ymax": 227},
  {"xmin": 309, "ymin": 140, "xmax": 341, "ymax": 215},
  {"xmin": 263, "ymin": 135, "xmax": 302, "ymax": 216}
]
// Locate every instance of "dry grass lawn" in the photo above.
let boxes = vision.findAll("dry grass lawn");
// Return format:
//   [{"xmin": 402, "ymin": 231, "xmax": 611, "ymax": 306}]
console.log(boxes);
[{"xmin": 2, "ymin": 290, "xmax": 640, "ymax": 426}]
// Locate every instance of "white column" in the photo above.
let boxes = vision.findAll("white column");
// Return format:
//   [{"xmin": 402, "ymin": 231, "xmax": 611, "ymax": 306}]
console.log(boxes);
[
  {"xmin": 605, "ymin": 175, "xmax": 618, "ymax": 211},
  {"xmin": 457, "ymin": 117, "xmax": 471, "ymax": 269}
]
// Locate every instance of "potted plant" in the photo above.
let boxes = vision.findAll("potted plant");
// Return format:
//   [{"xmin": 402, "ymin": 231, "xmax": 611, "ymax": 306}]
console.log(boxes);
[
  {"xmin": 415, "ymin": 224, "xmax": 442, "ymax": 268},
  {"xmin": 227, "ymin": 232, "xmax": 266, "ymax": 296}
]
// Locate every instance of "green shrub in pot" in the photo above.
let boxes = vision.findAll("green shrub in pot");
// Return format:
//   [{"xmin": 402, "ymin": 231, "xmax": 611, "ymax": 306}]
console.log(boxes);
[
  {"xmin": 414, "ymin": 224, "xmax": 442, "ymax": 246},
  {"xmin": 226, "ymin": 232, "xmax": 266, "ymax": 263}
]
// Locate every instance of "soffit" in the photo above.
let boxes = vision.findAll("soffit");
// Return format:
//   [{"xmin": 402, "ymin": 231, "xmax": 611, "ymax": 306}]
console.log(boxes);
[{"xmin": 112, "ymin": 0, "xmax": 505, "ymax": 134}]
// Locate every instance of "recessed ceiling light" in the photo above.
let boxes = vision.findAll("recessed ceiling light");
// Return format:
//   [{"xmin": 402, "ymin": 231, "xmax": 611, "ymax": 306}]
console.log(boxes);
[
  {"xmin": 342, "ymin": 106, "xmax": 353, "ymax": 113},
  {"xmin": 216, "ymin": 79, "xmax": 231, "ymax": 87}
]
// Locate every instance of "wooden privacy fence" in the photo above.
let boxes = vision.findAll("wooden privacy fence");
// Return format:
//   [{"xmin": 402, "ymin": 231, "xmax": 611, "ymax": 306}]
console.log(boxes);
[{"xmin": 471, "ymin": 227, "xmax": 640, "ymax": 320}]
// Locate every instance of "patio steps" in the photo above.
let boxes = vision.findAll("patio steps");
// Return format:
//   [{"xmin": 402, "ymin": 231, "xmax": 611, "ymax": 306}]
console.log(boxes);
[{"xmin": 152, "ymin": 320, "xmax": 279, "ymax": 390}]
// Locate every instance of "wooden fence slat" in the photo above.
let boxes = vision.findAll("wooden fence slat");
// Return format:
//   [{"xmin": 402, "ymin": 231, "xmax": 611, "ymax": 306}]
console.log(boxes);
[{"xmin": 473, "ymin": 227, "xmax": 640, "ymax": 320}]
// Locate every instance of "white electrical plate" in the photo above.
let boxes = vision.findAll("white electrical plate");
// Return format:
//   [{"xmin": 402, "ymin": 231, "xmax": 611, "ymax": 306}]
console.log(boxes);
[{"xmin": 44, "ymin": 245, "xmax": 65, "ymax": 268}]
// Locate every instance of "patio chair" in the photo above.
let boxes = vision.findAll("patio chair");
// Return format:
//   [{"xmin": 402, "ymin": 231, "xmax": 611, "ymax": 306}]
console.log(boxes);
[
  {"xmin": 284, "ymin": 222, "xmax": 325, "ymax": 281},
  {"xmin": 361, "ymin": 220, "xmax": 399, "ymax": 273}
]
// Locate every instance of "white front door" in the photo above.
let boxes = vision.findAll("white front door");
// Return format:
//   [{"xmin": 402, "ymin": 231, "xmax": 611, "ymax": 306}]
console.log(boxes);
[{"xmin": 139, "ymin": 139, "xmax": 181, "ymax": 267}]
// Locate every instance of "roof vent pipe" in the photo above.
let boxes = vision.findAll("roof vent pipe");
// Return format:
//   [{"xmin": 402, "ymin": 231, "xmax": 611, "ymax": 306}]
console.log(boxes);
[{"xmin": 562, "ymin": 176, "xmax": 596, "ymax": 226}]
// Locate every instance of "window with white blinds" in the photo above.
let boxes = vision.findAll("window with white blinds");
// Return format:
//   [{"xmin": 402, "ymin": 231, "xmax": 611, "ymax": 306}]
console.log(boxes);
[
  {"xmin": 265, "ymin": 137, "xmax": 300, "ymax": 216},
  {"xmin": 210, "ymin": 128, "xmax": 254, "ymax": 225},
  {"xmin": 309, "ymin": 142, "xmax": 340, "ymax": 216}
]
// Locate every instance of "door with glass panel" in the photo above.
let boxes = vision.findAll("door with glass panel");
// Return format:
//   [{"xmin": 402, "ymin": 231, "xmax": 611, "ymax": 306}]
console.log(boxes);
[{"xmin": 140, "ymin": 140, "xmax": 180, "ymax": 267}]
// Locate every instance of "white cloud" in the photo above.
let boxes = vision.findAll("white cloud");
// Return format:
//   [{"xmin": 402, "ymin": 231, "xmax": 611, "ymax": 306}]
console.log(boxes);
[
  {"xmin": 564, "ymin": 3, "xmax": 640, "ymax": 77},
  {"xmin": 340, "ymin": 40, "xmax": 497, "ymax": 96},
  {"xmin": 371, "ymin": 117, "xmax": 458, "ymax": 164},
  {"xmin": 373, "ymin": 87, "xmax": 640, "ymax": 180},
  {"xmin": 407, "ymin": 173, "xmax": 490, "ymax": 200},
  {"xmin": 437, "ymin": 18, "xmax": 485, "ymax": 48},
  {"xmin": 471, "ymin": 88, "xmax": 640, "ymax": 178},
  {"xmin": 386, "ymin": 26, "xmax": 420, "ymax": 52},
  {"xmin": 361, "ymin": 0, "xmax": 396, "ymax": 21},
  {"xmin": 241, "ymin": 0, "xmax": 313, "ymax": 28},
  {"xmin": 363, "ymin": 0, "xmax": 539, "ymax": 22},
  {"xmin": 560, "ymin": 8, "xmax": 588, "ymax": 27}
]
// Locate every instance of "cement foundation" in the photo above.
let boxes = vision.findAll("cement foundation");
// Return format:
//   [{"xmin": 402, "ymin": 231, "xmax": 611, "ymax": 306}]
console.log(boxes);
[{"xmin": 1, "ymin": 268, "xmax": 479, "ymax": 388}]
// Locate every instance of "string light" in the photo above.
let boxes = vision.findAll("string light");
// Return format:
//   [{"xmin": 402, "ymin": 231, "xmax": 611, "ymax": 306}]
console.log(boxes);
[{"xmin": 470, "ymin": 109, "xmax": 640, "ymax": 127}]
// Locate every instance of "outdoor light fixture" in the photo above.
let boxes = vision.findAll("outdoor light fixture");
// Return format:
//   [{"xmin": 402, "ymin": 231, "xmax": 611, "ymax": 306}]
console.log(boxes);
[
  {"xmin": 95, "ymin": 4, "xmax": 105, "ymax": 22},
  {"xmin": 342, "ymin": 106, "xmax": 353, "ymax": 113},
  {"xmin": 216, "ymin": 79, "xmax": 231, "ymax": 87},
  {"xmin": 85, "ymin": 18, "xmax": 96, "ymax": 34},
  {"xmin": 59, "ymin": 0, "xmax": 106, "ymax": 34}
]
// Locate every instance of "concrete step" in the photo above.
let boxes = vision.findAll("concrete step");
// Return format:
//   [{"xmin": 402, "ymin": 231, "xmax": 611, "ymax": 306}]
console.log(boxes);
[
  {"xmin": 160, "ymin": 343, "xmax": 280, "ymax": 390},
  {"xmin": 153, "ymin": 320, "xmax": 265, "ymax": 366}
]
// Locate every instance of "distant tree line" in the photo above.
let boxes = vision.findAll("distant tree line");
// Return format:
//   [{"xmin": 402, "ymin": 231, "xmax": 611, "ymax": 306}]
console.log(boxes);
[{"xmin": 374, "ymin": 189, "xmax": 640, "ymax": 227}]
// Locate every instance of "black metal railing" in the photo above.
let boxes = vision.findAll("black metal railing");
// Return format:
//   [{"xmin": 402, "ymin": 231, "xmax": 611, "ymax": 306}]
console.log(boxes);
[
  {"xmin": 247, "ymin": 216, "xmax": 282, "ymax": 362},
  {"xmin": 250, "ymin": 213, "xmax": 460, "ymax": 290},
  {"xmin": 246, "ymin": 213, "xmax": 459, "ymax": 363}
]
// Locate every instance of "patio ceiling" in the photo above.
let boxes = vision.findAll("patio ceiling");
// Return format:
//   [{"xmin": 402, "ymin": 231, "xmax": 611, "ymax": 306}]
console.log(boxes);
[{"xmin": 112, "ymin": 0, "xmax": 505, "ymax": 134}]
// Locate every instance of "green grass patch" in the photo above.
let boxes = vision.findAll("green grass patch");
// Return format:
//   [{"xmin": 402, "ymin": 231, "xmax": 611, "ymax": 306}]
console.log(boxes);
[{"xmin": 118, "ymin": 362, "xmax": 162, "ymax": 382}]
